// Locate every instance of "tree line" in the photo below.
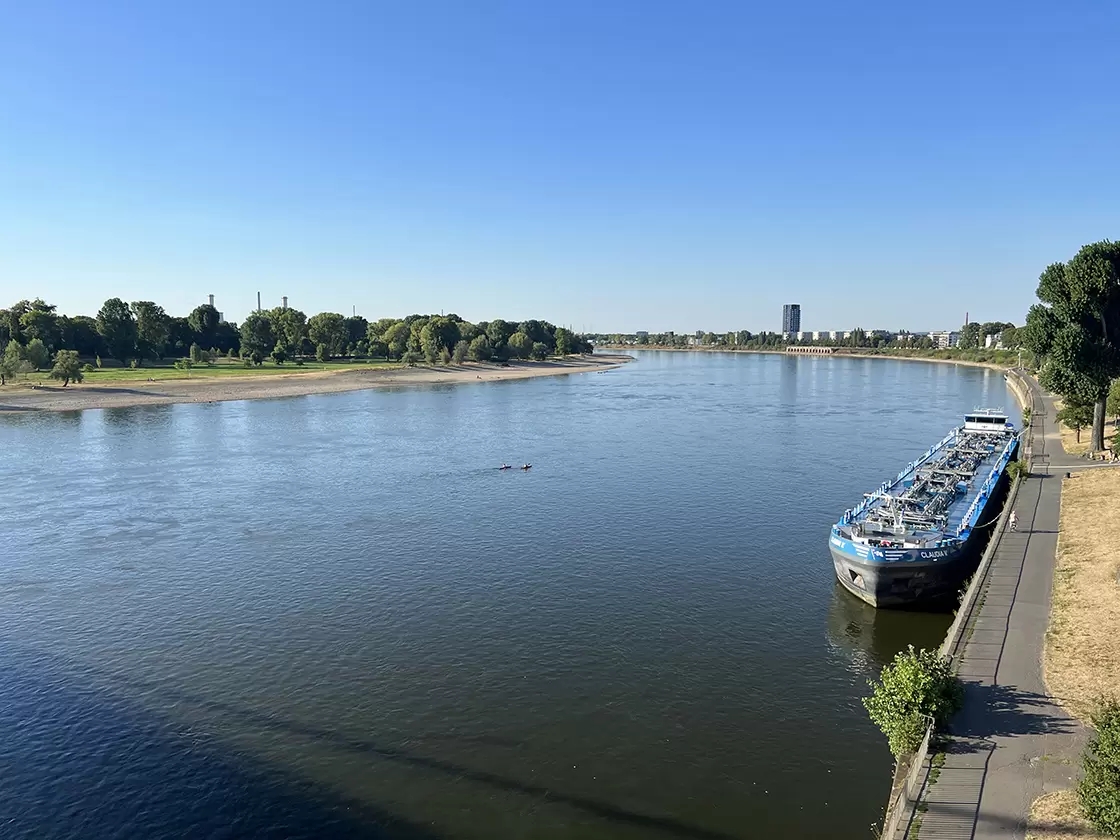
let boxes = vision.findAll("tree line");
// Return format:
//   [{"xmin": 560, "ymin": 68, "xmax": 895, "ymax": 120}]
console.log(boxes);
[
  {"xmin": 1021, "ymin": 240, "xmax": 1120, "ymax": 453},
  {"xmin": 0, "ymin": 297, "xmax": 592, "ymax": 383}
]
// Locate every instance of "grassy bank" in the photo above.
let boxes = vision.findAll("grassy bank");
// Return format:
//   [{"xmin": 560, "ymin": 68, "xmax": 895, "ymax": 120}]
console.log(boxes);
[
  {"xmin": 1027, "ymin": 790, "xmax": 1110, "ymax": 840},
  {"xmin": 5, "ymin": 357, "xmax": 397, "ymax": 387},
  {"xmin": 1045, "ymin": 468, "xmax": 1120, "ymax": 721}
]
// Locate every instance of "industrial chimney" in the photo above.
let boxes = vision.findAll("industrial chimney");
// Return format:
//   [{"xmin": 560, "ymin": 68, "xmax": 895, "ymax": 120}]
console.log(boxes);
[
  {"xmin": 257, "ymin": 291, "xmax": 261, "ymax": 313},
  {"xmin": 208, "ymin": 294, "xmax": 215, "ymax": 307},
  {"xmin": 282, "ymin": 296, "xmax": 288, "ymax": 310}
]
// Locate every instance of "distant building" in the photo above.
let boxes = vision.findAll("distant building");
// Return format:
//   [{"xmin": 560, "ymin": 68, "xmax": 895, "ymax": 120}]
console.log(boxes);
[
  {"xmin": 930, "ymin": 330, "xmax": 960, "ymax": 349},
  {"xmin": 796, "ymin": 331, "xmax": 813, "ymax": 341},
  {"xmin": 782, "ymin": 304, "xmax": 801, "ymax": 334},
  {"xmin": 984, "ymin": 333, "xmax": 1003, "ymax": 349},
  {"xmin": 635, "ymin": 331, "xmax": 649, "ymax": 339}
]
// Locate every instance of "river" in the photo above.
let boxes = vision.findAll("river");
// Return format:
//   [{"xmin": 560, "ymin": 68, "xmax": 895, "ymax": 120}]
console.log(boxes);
[{"xmin": 0, "ymin": 351, "xmax": 1019, "ymax": 839}]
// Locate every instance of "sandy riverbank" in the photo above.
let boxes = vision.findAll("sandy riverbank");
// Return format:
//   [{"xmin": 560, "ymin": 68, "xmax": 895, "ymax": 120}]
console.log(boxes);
[{"xmin": 0, "ymin": 355, "xmax": 632, "ymax": 414}]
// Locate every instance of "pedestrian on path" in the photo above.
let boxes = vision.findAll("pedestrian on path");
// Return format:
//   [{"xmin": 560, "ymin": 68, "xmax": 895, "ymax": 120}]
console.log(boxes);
[{"xmin": 1009, "ymin": 509, "xmax": 1018, "ymax": 531}]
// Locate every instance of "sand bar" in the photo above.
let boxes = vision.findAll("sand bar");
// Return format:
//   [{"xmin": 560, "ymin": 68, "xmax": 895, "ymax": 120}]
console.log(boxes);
[{"xmin": 0, "ymin": 355, "xmax": 632, "ymax": 414}]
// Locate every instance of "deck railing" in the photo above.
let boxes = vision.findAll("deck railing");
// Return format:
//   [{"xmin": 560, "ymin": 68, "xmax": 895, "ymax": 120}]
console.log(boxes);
[{"xmin": 840, "ymin": 429, "xmax": 957, "ymax": 526}]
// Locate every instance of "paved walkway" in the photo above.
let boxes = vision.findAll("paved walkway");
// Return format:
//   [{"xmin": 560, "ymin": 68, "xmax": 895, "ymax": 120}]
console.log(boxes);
[{"xmin": 897, "ymin": 374, "xmax": 1090, "ymax": 840}]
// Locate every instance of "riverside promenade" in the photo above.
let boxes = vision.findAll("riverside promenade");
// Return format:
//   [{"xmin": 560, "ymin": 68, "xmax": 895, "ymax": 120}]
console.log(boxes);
[{"xmin": 891, "ymin": 374, "xmax": 1090, "ymax": 840}]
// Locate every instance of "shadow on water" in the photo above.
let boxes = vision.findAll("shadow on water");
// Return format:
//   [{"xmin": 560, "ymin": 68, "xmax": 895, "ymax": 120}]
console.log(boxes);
[
  {"xmin": 106, "ymin": 673, "xmax": 741, "ymax": 840},
  {"xmin": 826, "ymin": 584, "xmax": 953, "ymax": 671},
  {"xmin": 0, "ymin": 650, "xmax": 442, "ymax": 840}
]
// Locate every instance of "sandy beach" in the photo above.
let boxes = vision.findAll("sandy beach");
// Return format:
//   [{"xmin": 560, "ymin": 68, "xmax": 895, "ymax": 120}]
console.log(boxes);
[{"xmin": 0, "ymin": 355, "xmax": 632, "ymax": 414}]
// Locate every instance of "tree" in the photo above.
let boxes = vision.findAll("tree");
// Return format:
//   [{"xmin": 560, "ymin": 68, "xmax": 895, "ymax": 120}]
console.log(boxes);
[
  {"xmin": 382, "ymin": 321, "xmax": 410, "ymax": 360},
  {"xmin": 315, "ymin": 342, "xmax": 328, "ymax": 363},
  {"xmin": 530, "ymin": 341, "xmax": 549, "ymax": 361},
  {"xmin": 25, "ymin": 338, "xmax": 50, "ymax": 371},
  {"xmin": 268, "ymin": 307, "xmax": 307, "ymax": 356},
  {"xmin": 239, "ymin": 313, "xmax": 275, "ymax": 359},
  {"xmin": 1022, "ymin": 241, "xmax": 1120, "ymax": 452},
  {"xmin": 452, "ymin": 339, "xmax": 469, "ymax": 364},
  {"xmin": 554, "ymin": 327, "xmax": 572, "ymax": 356},
  {"xmin": 508, "ymin": 332, "xmax": 532, "ymax": 359},
  {"xmin": 1057, "ymin": 402, "xmax": 1095, "ymax": 443},
  {"xmin": 190, "ymin": 342, "xmax": 205, "ymax": 363},
  {"xmin": 1078, "ymin": 700, "xmax": 1120, "ymax": 837},
  {"xmin": 49, "ymin": 350, "xmax": 83, "ymax": 386},
  {"xmin": 59, "ymin": 315, "xmax": 104, "ymax": 357},
  {"xmin": 486, "ymin": 318, "xmax": 515, "ymax": 350},
  {"xmin": 130, "ymin": 301, "xmax": 170, "ymax": 359},
  {"xmin": 18, "ymin": 301, "xmax": 60, "ymax": 350},
  {"xmin": 187, "ymin": 304, "xmax": 221, "ymax": 347},
  {"xmin": 0, "ymin": 341, "xmax": 32, "ymax": 385},
  {"xmin": 957, "ymin": 322, "xmax": 983, "ymax": 350},
  {"xmin": 213, "ymin": 321, "xmax": 240, "ymax": 355},
  {"xmin": 308, "ymin": 312, "xmax": 348, "ymax": 357},
  {"xmin": 96, "ymin": 297, "xmax": 138, "ymax": 362},
  {"xmin": 344, "ymin": 315, "xmax": 368, "ymax": 348},
  {"xmin": 271, "ymin": 343, "xmax": 288, "ymax": 365},
  {"xmin": 1108, "ymin": 379, "xmax": 1120, "ymax": 424},
  {"xmin": 166, "ymin": 317, "xmax": 196, "ymax": 357},
  {"xmin": 863, "ymin": 645, "xmax": 963, "ymax": 756},
  {"xmin": 174, "ymin": 357, "xmax": 193, "ymax": 377},
  {"xmin": 1000, "ymin": 326, "xmax": 1021, "ymax": 350},
  {"xmin": 468, "ymin": 335, "xmax": 493, "ymax": 362}
]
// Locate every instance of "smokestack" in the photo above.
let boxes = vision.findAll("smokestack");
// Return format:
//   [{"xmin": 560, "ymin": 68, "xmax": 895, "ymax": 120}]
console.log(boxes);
[
  {"xmin": 965, "ymin": 311, "xmax": 969, "ymax": 325},
  {"xmin": 282, "ymin": 296, "xmax": 288, "ymax": 310},
  {"xmin": 208, "ymin": 294, "xmax": 215, "ymax": 307},
  {"xmin": 257, "ymin": 291, "xmax": 261, "ymax": 313}
]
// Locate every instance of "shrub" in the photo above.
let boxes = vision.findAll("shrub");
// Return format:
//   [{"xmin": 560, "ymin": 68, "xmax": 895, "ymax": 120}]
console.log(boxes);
[
  {"xmin": 863, "ymin": 645, "xmax": 962, "ymax": 756},
  {"xmin": 315, "ymin": 343, "xmax": 328, "ymax": 363},
  {"xmin": 1078, "ymin": 699, "xmax": 1120, "ymax": 836},
  {"xmin": 452, "ymin": 340, "xmax": 469, "ymax": 364},
  {"xmin": 189, "ymin": 342, "xmax": 202, "ymax": 364},
  {"xmin": 439, "ymin": 347, "xmax": 451, "ymax": 365},
  {"xmin": 81, "ymin": 363, "xmax": 95, "ymax": 373},
  {"xmin": 401, "ymin": 350, "xmax": 423, "ymax": 366},
  {"xmin": 129, "ymin": 358, "xmax": 140, "ymax": 369},
  {"xmin": 1006, "ymin": 460, "xmax": 1029, "ymax": 482},
  {"xmin": 95, "ymin": 354, "xmax": 103, "ymax": 369},
  {"xmin": 530, "ymin": 341, "xmax": 549, "ymax": 361}
]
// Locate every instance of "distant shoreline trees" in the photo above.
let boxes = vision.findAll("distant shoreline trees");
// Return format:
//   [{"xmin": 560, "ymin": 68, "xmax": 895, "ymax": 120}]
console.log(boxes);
[{"xmin": 0, "ymin": 296, "xmax": 592, "ymax": 384}]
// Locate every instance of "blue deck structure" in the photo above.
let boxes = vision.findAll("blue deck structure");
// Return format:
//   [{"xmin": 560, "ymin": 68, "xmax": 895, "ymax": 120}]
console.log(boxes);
[{"xmin": 829, "ymin": 410, "xmax": 1019, "ymax": 607}]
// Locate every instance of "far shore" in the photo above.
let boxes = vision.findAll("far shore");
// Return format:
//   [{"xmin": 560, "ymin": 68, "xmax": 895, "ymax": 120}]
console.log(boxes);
[
  {"xmin": 0, "ymin": 354, "xmax": 632, "ymax": 414},
  {"xmin": 601, "ymin": 344, "xmax": 1017, "ymax": 371}
]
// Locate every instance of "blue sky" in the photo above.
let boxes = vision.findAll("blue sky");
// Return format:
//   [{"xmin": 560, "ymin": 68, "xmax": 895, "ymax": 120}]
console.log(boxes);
[{"xmin": 2, "ymin": 1, "xmax": 1118, "ymax": 333}]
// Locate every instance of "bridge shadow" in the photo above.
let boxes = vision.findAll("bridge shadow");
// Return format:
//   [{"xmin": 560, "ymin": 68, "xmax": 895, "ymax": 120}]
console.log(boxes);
[
  {"xmin": 0, "ymin": 653, "xmax": 442, "ymax": 840},
  {"xmin": 113, "ymin": 673, "xmax": 739, "ymax": 840}
]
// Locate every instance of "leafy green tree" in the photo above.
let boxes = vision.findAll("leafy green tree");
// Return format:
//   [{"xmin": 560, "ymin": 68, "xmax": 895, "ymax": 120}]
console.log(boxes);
[
  {"xmin": 1057, "ymin": 402, "xmax": 1095, "ymax": 443},
  {"xmin": 369, "ymin": 317, "xmax": 397, "ymax": 341},
  {"xmin": 957, "ymin": 322, "xmax": 982, "ymax": 350},
  {"xmin": 0, "ymin": 341, "xmax": 32, "ymax": 384},
  {"xmin": 554, "ymin": 327, "xmax": 572, "ymax": 355},
  {"xmin": 166, "ymin": 317, "xmax": 196, "ymax": 356},
  {"xmin": 530, "ymin": 341, "xmax": 549, "ymax": 361},
  {"xmin": 507, "ymin": 332, "xmax": 532, "ymax": 359},
  {"xmin": 25, "ymin": 338, "xmax": 50, "ymax": 371},
  {"xmin": 1022, "ymin": 242, "xmax": 1120, "ymax": 452},
  {"xmin": 96, "ymin": 297, "xmax": 138, "ymax": 362},
  {"xmin": 863, "ymin": 645, "xmax": 962, "ymax": 756},
  {"xmin": 1000, "ymin": 326, "xmax": 1020, "ymax": 350},
  {"xmin": 18, "ymin": 301, "xmax": 60, "ymax": 350},
  {"xmin": 49, "ymin": 350, "xmax": 83, "ymax": 386},
  {"xmin": 189, "ymin": 342, "xmax": 202, "ymax": 364},
  {"xmin": 1078, "ymin": 699, "xmax": 1120, "ymax": 836},
  {"xmin": 468, "ymin": 335, "xmax": 493, "ymax": 362},
  {"xmin": 315, "ymin": 342, "xmax": 328, "ymax": 363},
  {"xmin": 213, "ymin": 320, "xmax": 240, "ymax": 354},
  {"xmin": 1108, "ymin": 379, "xmax": 1120, "ymax": 423},
  {"xmin": 308, "ymin": 312, "xmax": 348, "ymax": 356},
  {"xmin": 174, "ymin": 357, "xmax": 193, "ymax": 377},
  {"xmin": 422, "ymin": 333, "xmax": 440, "ymax": 364},
  {"xmin": 452, "ymin": 339, "xmax": 469, "ymax": 364},
  {"xmin": 239, "ymin": 313, "xmax": 274, "ymax": 359},
  {"xmin": 382, "ymin": 321, "xmax": 410, "ymax": 360},
  {"xmin": 268, "ymin": 307, "xmax": 307, "ymax": 356},
  {"xmin": 130, "ymin": 301, "xmax": 170, "ymax": 359},
  {"xmin": 486, "ymin": 318, "xmax": 515, "ymax": 350},
  {"xmin": 344, "ymin": 315, "xmax": 368, "ymax": 348},
  {"xmin": 59, "ymin": 315, "xmax": 104, "ymax": 357},
  {"xmin": 187, "ymin": 303, "xmax": 221, "ymax": 347},
  {"xmin": 401, "ymin": 349, "xmax": 423, "ymax": 365},
  {"xmin": 271, "ymin": 343, "xmax": 288, "ymax": 365},
  {"xmin": 439, "ymin": 347, "xmax": 452, "ymax": 365}
]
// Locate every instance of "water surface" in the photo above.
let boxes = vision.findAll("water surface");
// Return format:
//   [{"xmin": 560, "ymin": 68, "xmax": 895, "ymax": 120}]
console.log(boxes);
[{"xmin": 0, "ymin": 351, "xmax": 1017, "ymax": 838}]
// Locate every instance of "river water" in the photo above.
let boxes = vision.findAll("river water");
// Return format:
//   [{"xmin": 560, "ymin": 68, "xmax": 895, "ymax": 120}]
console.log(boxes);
[{"xmin": 0, "ymin": 351, "xmax": 1018, "ymax": 839}]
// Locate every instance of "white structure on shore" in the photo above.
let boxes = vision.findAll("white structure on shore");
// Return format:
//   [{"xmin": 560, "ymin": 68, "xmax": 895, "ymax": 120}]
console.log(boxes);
[{"xmin": 930, "ymin": 330, "xmax": 960, "ymax": 348}]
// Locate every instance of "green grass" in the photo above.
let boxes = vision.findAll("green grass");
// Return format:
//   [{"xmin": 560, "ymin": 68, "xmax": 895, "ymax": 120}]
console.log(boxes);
[{"xmin": 16, "ymin": 358, "xmax": 400, "ymax": 385}]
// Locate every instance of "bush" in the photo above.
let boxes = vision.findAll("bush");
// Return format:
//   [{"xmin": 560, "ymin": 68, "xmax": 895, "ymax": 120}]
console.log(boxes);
[
  {"xmin": 129, "ymin": 358, "xmax": 140, "ymax": 369},
  {"xmin": 452, "ymin": 340, "xmax": 469, "ymax": 364},
  {"xmin": 1078, "ymin": 699, "xmax": 1120, "ymax": 836},
  {"xmin": 530, "ymin": 342, "xmax": 549, "ymax": 361},
  {"xmin": 315, "ymin": 343, "xmax": 328, "ymax": 363},
  {"xmin": 863, "ymin": 645, "xmax": 962, "ymax": 756},
  {"xmin": 401, "ymin": 350, "xmax": 423, "ymax": 366},
  {"xmin": 439, "ymin": 347, "xmax": 451, "ymax": 365},
  {"xmin": 95, "ymin": 354, "xmax": 103, "ymax": 369},
  {"xmin": 189, "ymin": 342, "xmax": 202, "ymax": 364},
  {"xmin": 1006, "ymin": 460, "xmax": 1029, "ymax": 482},
  {"xmin": 81, "ymin": 363, "xmax": 95, "ymax": 372}
]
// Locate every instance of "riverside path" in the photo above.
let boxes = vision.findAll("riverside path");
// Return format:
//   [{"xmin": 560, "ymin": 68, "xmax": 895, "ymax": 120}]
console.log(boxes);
[{"xmin": 891, "ymin": 373, "xmax": 1095, "ymax": 840}]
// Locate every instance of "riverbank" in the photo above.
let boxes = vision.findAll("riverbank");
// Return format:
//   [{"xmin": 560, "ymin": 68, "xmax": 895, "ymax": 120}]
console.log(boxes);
[{"xmin": 0, "ymin": 355, "xmax": 631, "ymax": 413}]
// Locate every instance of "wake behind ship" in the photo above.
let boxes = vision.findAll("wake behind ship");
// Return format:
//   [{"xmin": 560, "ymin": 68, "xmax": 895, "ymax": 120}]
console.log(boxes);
[{"xmin": 829, "ymin": 410, "xmax": 1019, "ymax": 607}]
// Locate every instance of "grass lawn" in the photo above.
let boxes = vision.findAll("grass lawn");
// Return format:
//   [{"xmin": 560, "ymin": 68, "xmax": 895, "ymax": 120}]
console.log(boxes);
[{"xmin": 19, "ymin": 358, "xmax": 400, "ymax": 385}]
